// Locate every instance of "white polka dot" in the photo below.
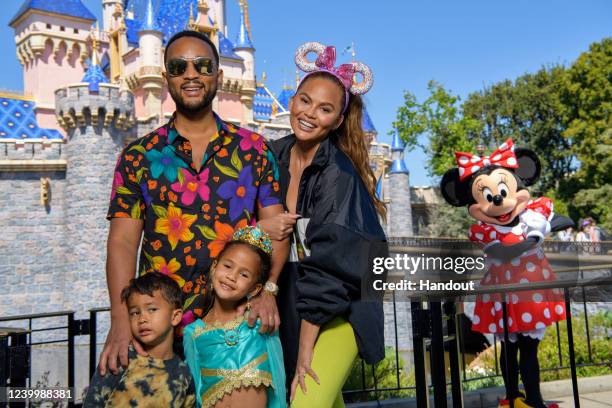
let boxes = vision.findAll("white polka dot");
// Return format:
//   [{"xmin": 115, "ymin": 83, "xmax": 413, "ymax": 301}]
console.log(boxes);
[
  {"xmin": 542, "ymin": 269, "xmax": 550, "ymax": 279},
  {"xmin": 547, "ymin": 202, "xmax": 552, "ymax": 209},
  {"xmin": 459, "ymin": 156, "xmax": 469, "ymax": 165},
  {"xmin": 492, "ymin": 154, "xmax": 502, "ymax": 161},
  {"xmin": 483, "ymin": 158, "xmax": 491, "ymax": 167},
  {"xmin": 459, "ymin": 167, "xmax": 465, "ymax": 177},
  {"xmin": 533, "ymin": 293, "xmax": 543, "ymax": 303},
  {"xmin": 482, "ymin": 294, "xmax": 490, "ymax": 302},
  {"xmin": 471, "ymin": 155, "xmax": 481, "ymax": 163},
  {"xmin": 526, "ymin": 262, "xmax": 536, "ymax": 272},
  {"xmin": 499, "ymin": 142, "xmax": 508, "ymax": 150},
  {"xmin": 505, "ymin": 294, "xmax": 510, "ymax": 303},
  {"xmin": 473, "ymin": 315, "xmax": 480, "ymax": 325},
  {"xmin": 511, "ymin": 258, "xmax": 521, "ymax": 266},
  {"xmin": 491, "ymin": 307, "xmax": 496, "ymax": 316},
  {"xmin": 544, "ymin": 308, "xmax": 551, "ymax": 319},
  {"xmin": 475, "ymin": 233, "xmax": 484, "ymax": 240},
  {"xmin": 505, "ymin": 270, "xmax": 511, "ymax": 281},
  {"xmin": 522, "ymin": 312, "xmax": 532, "ymax": 323},
  {"xmin": 489, "ymin": 231, "xmax": 497, "ymax": 239},
  {"xmin": 471, "ymin": 165, "xmax": 481, "ymax": 173},
  {"xmin": 489, "ymin": 323, "xmax": 497, "ymax": 332},
  {"xmin": 499, "ymin": 318, "xmax": 505, "ymax": 328},
  {"xmin": 555, "ymin": 305, "xmax": 564, "ymax": 315},
  {"xmin": 520, "ymin": 278, "xmax": 529, "ymax": 284},
  {"xmin": 535, "ymin": 322, "xmax": 546, "ymax": 329},
  {"xmin": 511, "ymin": 146, "xmax": 515, "ymax": 153},
  {"xmin": 508, "ymin": 317, "xmax": 513, "ymax": 326},
  {"xmin": 552, "ymin": 288, "xmax": 560, "ymax": 295},
  {"xmin": 512, "ymin": 294, "xmax": 519, "ymax": 304},
  {"xmin": 507, "ymin": 157, "xmax": 517, "ymax": 166},
  {"xmin": 494, "ymin": 302, "xmax": 502, "ymax": 311}
]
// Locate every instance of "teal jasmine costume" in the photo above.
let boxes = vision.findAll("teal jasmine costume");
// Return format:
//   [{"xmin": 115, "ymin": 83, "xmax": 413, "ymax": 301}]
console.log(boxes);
[{"xmin": 183, "ymin": 315, "xmax": 286, "ymax": 408}]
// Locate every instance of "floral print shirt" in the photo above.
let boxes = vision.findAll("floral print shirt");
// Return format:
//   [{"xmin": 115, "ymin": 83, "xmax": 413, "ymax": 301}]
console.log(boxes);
[{"xmin": 107, "ymin": 113, "xmax": 281, "ymax": 326}]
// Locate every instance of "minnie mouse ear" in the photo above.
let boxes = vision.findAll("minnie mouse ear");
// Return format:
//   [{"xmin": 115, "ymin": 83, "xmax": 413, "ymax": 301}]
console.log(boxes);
[
  {"xmin": 440, "ymin": 169, "xmax": 471, "ymax": 207},
  {"xmin": 514, "ymin": 148, "xmax": 541, "ymax": 186}
]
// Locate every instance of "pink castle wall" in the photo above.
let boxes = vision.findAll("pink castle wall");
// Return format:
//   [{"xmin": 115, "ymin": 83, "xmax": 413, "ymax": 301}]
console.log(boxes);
[{"xmin": 217, "ymin": 92, "xmax": 242, "ymax": 121}]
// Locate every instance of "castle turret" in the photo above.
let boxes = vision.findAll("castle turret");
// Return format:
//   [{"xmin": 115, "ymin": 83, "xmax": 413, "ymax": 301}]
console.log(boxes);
[
  {"xmin": 102, "ymin": 0, "xmax": 122, "ymax": 32},
  {"xmin": 54, "ymin": 51, "xmax": 134, "ymax": 310},
  {"xmin": 10, "ymin": 0, "xmax": 96, "ymax": 130},
  {"xmin": 138, "ymin": 0, "xmax": 164, "ymax": 119},
  {"xmin": 388, "ymin": 132, "xmax": 413, "ymax": 237},
  {"xmin": 234, "ymin": 0, "xmax": 256, "ymax": 125}
]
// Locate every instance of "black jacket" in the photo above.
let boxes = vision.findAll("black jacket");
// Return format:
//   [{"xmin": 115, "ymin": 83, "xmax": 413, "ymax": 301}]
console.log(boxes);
[{"xmin": 271, "ymin": 134, "xmax": 389, "ymax": 377}]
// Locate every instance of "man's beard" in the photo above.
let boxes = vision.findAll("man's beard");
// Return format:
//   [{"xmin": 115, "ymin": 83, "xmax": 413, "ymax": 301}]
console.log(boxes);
[{"xmin": 169, "ymin": 81, "xmax": 217, "ymax": 114}]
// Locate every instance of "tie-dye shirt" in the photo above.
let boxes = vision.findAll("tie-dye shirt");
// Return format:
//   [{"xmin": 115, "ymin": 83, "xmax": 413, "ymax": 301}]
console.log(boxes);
[{"xmin": 84, "ymin": 348, "xmax": 195, "ymax": 407}]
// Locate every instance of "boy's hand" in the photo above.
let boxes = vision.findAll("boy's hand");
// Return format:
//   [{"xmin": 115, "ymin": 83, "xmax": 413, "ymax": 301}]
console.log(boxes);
[{"xmin": 98, "ymin": 314, "xmax": 147, "ymax": 376}]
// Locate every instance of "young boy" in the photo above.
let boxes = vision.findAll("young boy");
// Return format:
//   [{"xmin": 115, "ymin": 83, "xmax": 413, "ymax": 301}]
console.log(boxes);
[{"xmin": 84, "ymin": 273, "xmax": 196, "ymax": 407}]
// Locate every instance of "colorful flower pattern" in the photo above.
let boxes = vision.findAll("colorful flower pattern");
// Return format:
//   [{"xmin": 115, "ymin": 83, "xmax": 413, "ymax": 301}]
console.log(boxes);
[{"xmin": 107, "ymin": 113, "xmax": 281, "ymax": 322}]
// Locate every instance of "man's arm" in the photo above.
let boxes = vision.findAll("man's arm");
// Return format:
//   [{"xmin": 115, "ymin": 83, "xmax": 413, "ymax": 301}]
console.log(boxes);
[
  {"xmin": 247, "ymin": 204, "xmax": 289, "ymax": 333},
  {"xmin": 98, "ymin": 218, "xmax": 144, "ymax": 375}
]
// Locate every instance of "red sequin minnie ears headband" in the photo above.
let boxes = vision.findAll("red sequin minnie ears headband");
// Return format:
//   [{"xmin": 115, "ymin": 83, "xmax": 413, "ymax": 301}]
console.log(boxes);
[{"xmin": 295, "ymin": 42, "xmax": 374, "ymax": 112}]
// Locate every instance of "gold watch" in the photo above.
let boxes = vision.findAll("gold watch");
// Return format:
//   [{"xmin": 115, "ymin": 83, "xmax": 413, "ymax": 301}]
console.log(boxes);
[{"xmin": 263, "ymin": 281, "xmax": 279, "ymax": 296}]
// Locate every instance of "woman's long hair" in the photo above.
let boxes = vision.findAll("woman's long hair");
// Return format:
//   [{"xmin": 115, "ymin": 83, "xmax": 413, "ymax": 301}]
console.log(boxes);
[{"xmin": 299, "ymin": 72, "xmax": 387, "ymax": 220}]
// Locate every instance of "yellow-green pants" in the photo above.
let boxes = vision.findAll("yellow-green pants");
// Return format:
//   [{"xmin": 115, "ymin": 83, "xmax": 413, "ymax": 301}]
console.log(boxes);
[{"xmin": 291, "ymin": 317, "xmax": 358, "ymax": 408}]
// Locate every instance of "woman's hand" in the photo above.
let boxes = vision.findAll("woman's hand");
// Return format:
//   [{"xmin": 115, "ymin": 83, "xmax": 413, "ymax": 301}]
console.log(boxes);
[
  {"xmin": 290, "ymin": 320, "xmax": 321, "ymax": 402},
  {"xmin": 257, "ymin": 212, "xmax": 300, "ymax": 241},
  {"xmin": 290, "ymin": 344, "xmax": 320, "ymax": 401}
]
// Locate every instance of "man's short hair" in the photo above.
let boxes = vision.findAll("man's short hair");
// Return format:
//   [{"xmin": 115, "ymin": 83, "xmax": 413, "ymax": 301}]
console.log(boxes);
[
  {"xmin": 121, "ymin": 272, "xmax": 183, "ymax": 310},
  {"xmin": 164, "ymin": 30, "xmax": 220, "ymax": 67}
]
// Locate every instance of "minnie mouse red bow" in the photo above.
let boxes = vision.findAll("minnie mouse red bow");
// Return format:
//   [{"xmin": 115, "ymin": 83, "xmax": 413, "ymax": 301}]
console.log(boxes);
[
  {"xmin": 455, "ymin": 138, "xmax": 518, "ymax": 181},
  {"xmin": 315, "ymin": 46, "xmax": 355, "ymax": 90}
]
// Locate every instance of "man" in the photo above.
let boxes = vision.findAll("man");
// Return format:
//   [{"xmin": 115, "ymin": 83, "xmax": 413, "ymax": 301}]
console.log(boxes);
[{"xmin": 100, "ymin": 30, "xmax": 287, "ymax": 376}]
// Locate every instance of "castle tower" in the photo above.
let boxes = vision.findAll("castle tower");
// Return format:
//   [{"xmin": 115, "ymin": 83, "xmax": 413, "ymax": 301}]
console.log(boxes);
[
  {"xmin": 102, "ymin": 0, "xmax": 122, "ymax": 31},
  {"xmin": 54, "ymin": 50, "xmax": 135, "ymax": 311},
  {"xmin": 388, "ymin": 132, "xmax": 413, "ymax": 237},
  {"xmin": 9, "ymin": 0, "xmax": 96, "ymax": 130},
  {"xmin": 138, "ymin": 0, "xmax": 164, "ymax": 119},
  {"xmin": 234, "ymin": 0, "xmax": 256, "ymax": 125},
  {"xmin": 189, "ymin": 0, "xmax": 219, "ymax": 48}
]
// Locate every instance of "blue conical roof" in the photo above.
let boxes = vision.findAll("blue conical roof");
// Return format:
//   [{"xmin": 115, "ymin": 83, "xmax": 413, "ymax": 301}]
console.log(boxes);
[
  {"xmin": 10, "ymin": 0, "xmax": 95, "ymax": 26},
  {"xmin": 362, "ymin": 107, "xmax": 376, "ymax": 133},
  {"xmin": 391, "ymin": 132, "xmax": 405, "ymax": 151},
  {"xmin": 234, "ymin": 4, "xmax": 253, "ymax": 49},
  {"xmin": 139, "ymin": 0, "xmax": 162, "ymax": 33},
  {"xmin": 82, "ymin": 53, "xmax": 108, "ymax": 92}
]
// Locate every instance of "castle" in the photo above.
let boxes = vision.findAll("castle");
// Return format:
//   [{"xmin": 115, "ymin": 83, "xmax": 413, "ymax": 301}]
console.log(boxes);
[{"xmin": 0, "ymin": 0, "xmax": 436, "ymax": 318}]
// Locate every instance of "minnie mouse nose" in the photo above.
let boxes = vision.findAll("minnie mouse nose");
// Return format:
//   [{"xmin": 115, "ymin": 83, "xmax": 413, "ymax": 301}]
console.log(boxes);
[{"xmin": 493, "ymin": 195, "xmax": 504, "ymax": 206}]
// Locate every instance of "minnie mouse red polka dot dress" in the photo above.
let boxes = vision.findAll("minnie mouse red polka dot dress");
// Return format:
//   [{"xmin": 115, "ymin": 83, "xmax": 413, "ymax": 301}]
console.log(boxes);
[{"xmin": 469, "ymin": 197, "xmax": 566, "ymax": 340}]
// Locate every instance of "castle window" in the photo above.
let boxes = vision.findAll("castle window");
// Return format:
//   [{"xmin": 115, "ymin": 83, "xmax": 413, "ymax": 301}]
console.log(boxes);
[
  {"xmin": 46, "ymin": 23, "xmax": 51, "ymax": 29},
  {"xmin": 74, "ymin": 28, "xmax": 79, "ymax": 34},
  {"xmin": 60, "ymin": 26, "xmax": 65, "ymax": 32}
]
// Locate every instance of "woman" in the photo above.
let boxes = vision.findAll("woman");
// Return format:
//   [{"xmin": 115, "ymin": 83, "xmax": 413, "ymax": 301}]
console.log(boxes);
[{"xmin": 260, "ymin": 42, "xmax": 388, "ymax": 407}]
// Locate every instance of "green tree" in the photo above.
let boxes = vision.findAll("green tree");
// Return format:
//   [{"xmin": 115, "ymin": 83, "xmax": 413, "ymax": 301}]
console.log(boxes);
[
  {"xmin": 391, "ymin": 81, "xmax": 482, "ymax": 177},
  {"xmin": 462, "ymin": 66, "xmax": 573, "ymax": 195},
  {"xmin": 560, "ymin": 38, "xmax": 612, "ymax": 230}
]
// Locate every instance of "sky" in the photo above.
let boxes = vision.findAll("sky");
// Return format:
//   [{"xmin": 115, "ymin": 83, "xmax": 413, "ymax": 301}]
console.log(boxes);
[{"xmin": 1, "ymin": 0, "xmax": 610, "ymax": 186}]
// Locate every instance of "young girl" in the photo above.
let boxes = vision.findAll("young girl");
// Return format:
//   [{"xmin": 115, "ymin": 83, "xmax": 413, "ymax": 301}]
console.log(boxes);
[{"xmin": 183, "ymin": 225, "xmax": 286, "ymax": 408}]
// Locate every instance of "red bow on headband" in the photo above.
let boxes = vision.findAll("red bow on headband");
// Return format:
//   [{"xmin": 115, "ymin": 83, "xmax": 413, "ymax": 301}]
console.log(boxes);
[
  {"xmin": 315, "ymin": 46, "xmax": 355, "ymax": 90},
  {"xmin": 455, "ymin": 138, "xmax": 518, "ymax": 181}
]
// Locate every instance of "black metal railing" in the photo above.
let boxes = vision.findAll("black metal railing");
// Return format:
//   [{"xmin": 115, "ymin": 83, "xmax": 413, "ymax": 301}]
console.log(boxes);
[{"xmin": 1, "ymin": 239, "xmax": 610, "ymax": 407}]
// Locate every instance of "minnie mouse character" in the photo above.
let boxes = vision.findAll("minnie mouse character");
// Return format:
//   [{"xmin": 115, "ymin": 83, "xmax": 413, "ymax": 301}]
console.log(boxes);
[{"xmin": 440, "ymin": 139, "xmax": 573, "ymax": 408}]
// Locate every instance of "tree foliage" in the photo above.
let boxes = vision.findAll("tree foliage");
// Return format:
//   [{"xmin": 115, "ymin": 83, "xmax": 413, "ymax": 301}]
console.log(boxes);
[{"xmin": 392, "ymin": 38, "xmax": 612, "ymax": 230}]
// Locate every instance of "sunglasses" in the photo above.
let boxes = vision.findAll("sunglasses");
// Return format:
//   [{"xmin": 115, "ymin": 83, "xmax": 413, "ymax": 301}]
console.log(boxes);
[{"xmin": 165, "ymin": 57, "xmax": 216, "ymax": 77}]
